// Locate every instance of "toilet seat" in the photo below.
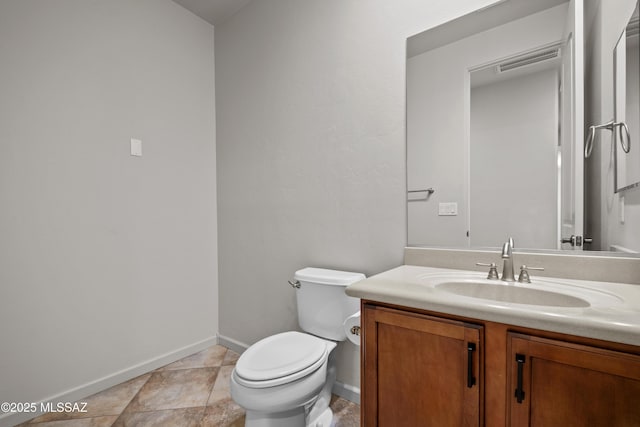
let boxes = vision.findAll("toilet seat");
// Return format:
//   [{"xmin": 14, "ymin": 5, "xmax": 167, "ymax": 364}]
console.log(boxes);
[{"xmin": 234, "ymin": 331, "xmax": 329, "ymax": 389}]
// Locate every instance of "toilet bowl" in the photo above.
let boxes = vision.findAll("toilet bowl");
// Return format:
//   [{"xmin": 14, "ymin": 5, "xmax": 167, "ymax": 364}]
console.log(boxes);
[
  {"xmin": 230, "ymin": 331, "xmax": 337, "ymax": 426},
  {"xmin": 230, "ymin": 268, "xmax": 364, "ymax": 427}
]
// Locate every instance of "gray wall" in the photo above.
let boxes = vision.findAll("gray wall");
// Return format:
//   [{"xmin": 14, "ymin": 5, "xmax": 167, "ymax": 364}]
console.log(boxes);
[
  {"xmin": 0, "ymin": 1, "xmax": 217, "ymax": 423},
  {"xmin": 215, "ymin": 0, "xmax": 499, "ymax": 393}
]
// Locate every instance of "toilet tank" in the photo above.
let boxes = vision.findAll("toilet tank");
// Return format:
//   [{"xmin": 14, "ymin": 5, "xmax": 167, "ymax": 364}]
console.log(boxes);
[{"xmin": 293, "ymin": 267, "xmax": 364, "ymax": 341}]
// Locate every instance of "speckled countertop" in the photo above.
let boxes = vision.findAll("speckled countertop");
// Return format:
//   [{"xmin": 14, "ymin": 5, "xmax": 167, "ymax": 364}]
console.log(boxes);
[{"xmin": 346, "ymin": 265, "xmax": 640, "ymax": 347}]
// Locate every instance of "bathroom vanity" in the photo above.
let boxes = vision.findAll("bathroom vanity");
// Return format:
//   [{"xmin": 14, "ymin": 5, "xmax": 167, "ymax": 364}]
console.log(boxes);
[{"xmin": 347, "ymin": 249, "xmax": 640, "ymax": 426}]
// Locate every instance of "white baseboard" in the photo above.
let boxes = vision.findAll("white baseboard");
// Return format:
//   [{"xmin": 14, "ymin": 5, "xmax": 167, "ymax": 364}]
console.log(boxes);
[
  {"xmin": 332, "ymin": 381, "xmax": 361, "ymax": 405},
  {"xmin": 217, "ymin": 334, "xmax": 249, "ymax": 355},
  {"xmin": 0, "ymin": 336, "xmax": 218, "ymax": 427},
  {"xmin": 217, "ymin": 334, "xmax": 361, "ymax": 405}
]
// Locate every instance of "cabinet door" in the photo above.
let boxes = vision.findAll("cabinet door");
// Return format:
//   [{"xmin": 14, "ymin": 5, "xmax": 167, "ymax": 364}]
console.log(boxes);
[
  {"xmin": 362, "ymin": 304, "xmax": 482, "ymax": 427},
  {"xmin": 508, "ymin": 332, "xmax": 640, "ymax": 426}
]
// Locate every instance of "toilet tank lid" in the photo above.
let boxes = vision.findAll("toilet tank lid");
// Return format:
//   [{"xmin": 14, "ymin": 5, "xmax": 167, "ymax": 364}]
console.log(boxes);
[{"xmin": 294, "ymin": 268, "xmax": 365, "ymax": 286}]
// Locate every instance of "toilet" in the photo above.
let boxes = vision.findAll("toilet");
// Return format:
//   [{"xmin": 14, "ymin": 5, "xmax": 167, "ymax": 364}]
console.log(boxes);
[{"xmin": 230, "ymin": 267, "xmax": 364, "ymax": 427}]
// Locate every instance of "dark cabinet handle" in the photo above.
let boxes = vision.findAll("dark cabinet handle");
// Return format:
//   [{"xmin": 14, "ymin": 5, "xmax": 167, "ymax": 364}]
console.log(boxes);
[
  {"xmin": 515, "ymin": 353, "xmax": 526, "ymax": 403},
  {"xmin": 467, "ymin": 342, "xmax": 476, "ymax": 388}
]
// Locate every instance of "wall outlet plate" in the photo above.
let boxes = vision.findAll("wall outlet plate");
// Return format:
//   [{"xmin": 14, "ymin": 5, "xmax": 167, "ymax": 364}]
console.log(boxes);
[
  {"xmin": 438, "ymin": 202, "xmax": 458, "ymax": 216},
  {"xmin": 131, "ymin": 138, "xmax": 142, "ymax": 157}
]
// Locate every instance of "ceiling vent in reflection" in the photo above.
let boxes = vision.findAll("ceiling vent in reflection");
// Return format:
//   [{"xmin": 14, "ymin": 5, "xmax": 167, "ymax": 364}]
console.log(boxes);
[
  {"xmin": 497, "ymin": 47, "xmax": 560, "ymax": 73},
  {"xmin": 627, "ymin": 15, "xmax": 639, "ymax": 37}
]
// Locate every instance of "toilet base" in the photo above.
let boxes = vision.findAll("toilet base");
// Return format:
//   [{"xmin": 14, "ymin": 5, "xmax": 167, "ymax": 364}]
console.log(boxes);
[
  {"xmin": 244, "ymin": 406, "xmax": 333, "ymax": 427},
  {"xmin": 307, "ymin": 407, "xmax": 333, "ymax": 427},
  {"xmin": 245, "ymin": 407, "xmax": 306, "ymax": 427}
]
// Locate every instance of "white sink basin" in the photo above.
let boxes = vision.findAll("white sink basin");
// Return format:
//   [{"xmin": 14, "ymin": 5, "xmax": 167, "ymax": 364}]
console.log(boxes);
[
  {"xmin": 417, "ymin": 271, "xmax": 624, "ymax": 308},
  {"xmin": 436, "ymin": 281, "xmax": 590, "ymax": 307}
]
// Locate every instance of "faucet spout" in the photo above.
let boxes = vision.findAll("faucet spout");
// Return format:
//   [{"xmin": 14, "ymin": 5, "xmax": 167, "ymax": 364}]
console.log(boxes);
[{"xmin": 501, "ymin": 238, "xmax": 515, "ymax": 282}]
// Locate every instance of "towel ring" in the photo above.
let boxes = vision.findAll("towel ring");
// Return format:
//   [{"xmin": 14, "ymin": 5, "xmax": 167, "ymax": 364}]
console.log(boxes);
[{"xmin": 584, "ymin": 120, "xmax": 631, "ymax": 158}]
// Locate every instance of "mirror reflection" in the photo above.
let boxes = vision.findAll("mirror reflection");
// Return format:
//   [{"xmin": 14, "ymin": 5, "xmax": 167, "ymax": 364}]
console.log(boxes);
[
  {"xmin": 469, "ymin": 46, "xmax": 564, "ymax": 249},
  {"xmin": 407, "ymin": 0, "xmax": 640, "ymax": 254},
  {"xmin": 407, "ymin": 0, "xmax": 577, "ymax": 250},
  {"xmin": 583, "ymin": 0, "xmax": 640, "ymax": 254},
  {"xmin": 615, "ymin": 2, "xmax": 639, "ymax": 192}
]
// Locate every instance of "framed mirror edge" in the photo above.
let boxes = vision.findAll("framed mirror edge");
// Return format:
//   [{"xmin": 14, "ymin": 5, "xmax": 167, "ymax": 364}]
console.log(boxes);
[
  {"xmin": 613, "ymin": 0, "xmax": 640, "ymax": 193},
  {"xmin": 406, "ymin": 244, "xmax": 640, "ymax": 258},
  {"xmin": 404, "ymin": 0, "xmax": 640, "ymax": 258}
]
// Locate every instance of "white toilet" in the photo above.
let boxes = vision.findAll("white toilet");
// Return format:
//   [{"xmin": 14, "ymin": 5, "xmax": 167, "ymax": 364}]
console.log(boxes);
[{"xmin": 230, "ymin": 267, "xmax": 364, "ymax": 427}]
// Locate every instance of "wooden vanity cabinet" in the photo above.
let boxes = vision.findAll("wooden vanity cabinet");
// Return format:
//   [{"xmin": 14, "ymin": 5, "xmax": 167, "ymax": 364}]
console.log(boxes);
[
  {"xmin": 362, "ymin": 304, "xmax": 483, "ymax": 427},
  {"xmin": 507, "ymin": 333, "xmax": 640, "ymax": 426},
  {"xmin": 362, "ymin": 302, "xmax": 640, "ymax": 427}
]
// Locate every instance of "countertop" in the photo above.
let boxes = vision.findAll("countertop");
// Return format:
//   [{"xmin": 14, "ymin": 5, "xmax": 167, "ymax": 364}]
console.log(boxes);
[{"xmin": 346, "ymin": 265, "xmax": 640, "ymax": 346}]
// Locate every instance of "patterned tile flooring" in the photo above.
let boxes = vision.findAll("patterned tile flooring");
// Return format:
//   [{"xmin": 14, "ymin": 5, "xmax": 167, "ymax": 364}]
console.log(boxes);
[{"xmin": 19, "ymin": 345, "xmax": 360, "ymax": 427}]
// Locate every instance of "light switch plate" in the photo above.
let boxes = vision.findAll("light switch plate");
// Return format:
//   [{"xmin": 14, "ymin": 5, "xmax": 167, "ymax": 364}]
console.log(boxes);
[
  {"xmin": 131, "ymin": 138, "xmax": 142, "ymax": 157},
  {"xmin": 438, "ymin": 202, "xmax": 458, "ymax": 216}
]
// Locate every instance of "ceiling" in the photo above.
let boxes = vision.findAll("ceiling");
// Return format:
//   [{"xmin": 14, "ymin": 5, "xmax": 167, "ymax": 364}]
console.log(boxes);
[
  {"xmin": 175, "ymin": 0, "xmax": 569, "ymax": 33},
  {"xmin": 172, "ymin": 0, "xmax": 253, "ymax": 26},
  {"xmin": 407, "ymin": 0, "xmax": 568, "ymax": 57}
]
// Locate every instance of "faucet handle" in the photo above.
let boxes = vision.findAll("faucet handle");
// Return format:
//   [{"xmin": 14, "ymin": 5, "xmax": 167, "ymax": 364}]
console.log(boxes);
[
  {"xmin": 518, "ymin": 265, "xmax": 544, "ymax": 283},
  {"xmin": 476, "ymin": 262, "xmax": 499, "ymax": 280}
]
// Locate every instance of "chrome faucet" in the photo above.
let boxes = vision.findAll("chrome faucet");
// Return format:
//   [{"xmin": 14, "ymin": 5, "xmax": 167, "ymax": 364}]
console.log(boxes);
[{"xmin": 501, "ymin": 237, "xmax": 515, "ymax": 282}]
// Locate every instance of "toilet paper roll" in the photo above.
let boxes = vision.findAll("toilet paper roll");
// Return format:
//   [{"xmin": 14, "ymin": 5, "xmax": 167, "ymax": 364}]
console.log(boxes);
[{"xmin": 343, "ymin": 311, "xmax": 361, "ymax": 346}]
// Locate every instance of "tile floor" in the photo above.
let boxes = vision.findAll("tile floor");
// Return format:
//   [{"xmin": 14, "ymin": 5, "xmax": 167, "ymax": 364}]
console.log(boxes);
[{"xmin": 19, "ymin": 345, "xmax": 360, "ymax": 427}]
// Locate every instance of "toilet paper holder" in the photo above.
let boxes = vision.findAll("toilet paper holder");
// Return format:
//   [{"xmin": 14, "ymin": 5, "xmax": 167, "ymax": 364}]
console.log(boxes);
[{"xmin": 343, "ymin": 311, "xmax": 361, "ymax": 345}]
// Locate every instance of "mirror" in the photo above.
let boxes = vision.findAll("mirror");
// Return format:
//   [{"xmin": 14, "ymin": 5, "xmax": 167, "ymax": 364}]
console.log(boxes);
[
  {"xmin": 614, "ymin": 2, "xmax": 639, "ymax": 192},
  {"xmin": 407, "ymin": 0, "xmax": 581, "ymax": 250}
]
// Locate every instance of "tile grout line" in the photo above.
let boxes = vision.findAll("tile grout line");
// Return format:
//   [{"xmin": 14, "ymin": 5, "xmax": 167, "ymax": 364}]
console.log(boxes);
[
  {"xmin": 203, "ymin": 348, "xmax": 227, "ymax": 407},
  {"xmin": 109, "ymin": 372, "xmax": 156, "ymax": 426}
]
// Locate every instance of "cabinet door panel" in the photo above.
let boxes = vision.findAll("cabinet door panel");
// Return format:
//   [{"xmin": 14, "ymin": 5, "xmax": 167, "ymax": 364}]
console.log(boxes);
[
  {"xmin": 363, "ymin": 305, "xmax": 482, "ymax": 427},
  {"xmin": 508, "ymin": 333, "xmax": 640, "ymax": 427}
]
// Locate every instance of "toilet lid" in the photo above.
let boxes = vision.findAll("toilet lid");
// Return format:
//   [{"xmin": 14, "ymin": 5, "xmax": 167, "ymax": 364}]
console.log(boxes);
[{"xmin": 235, "ymin": 331, "xmax": 328, "ymax": 386}]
